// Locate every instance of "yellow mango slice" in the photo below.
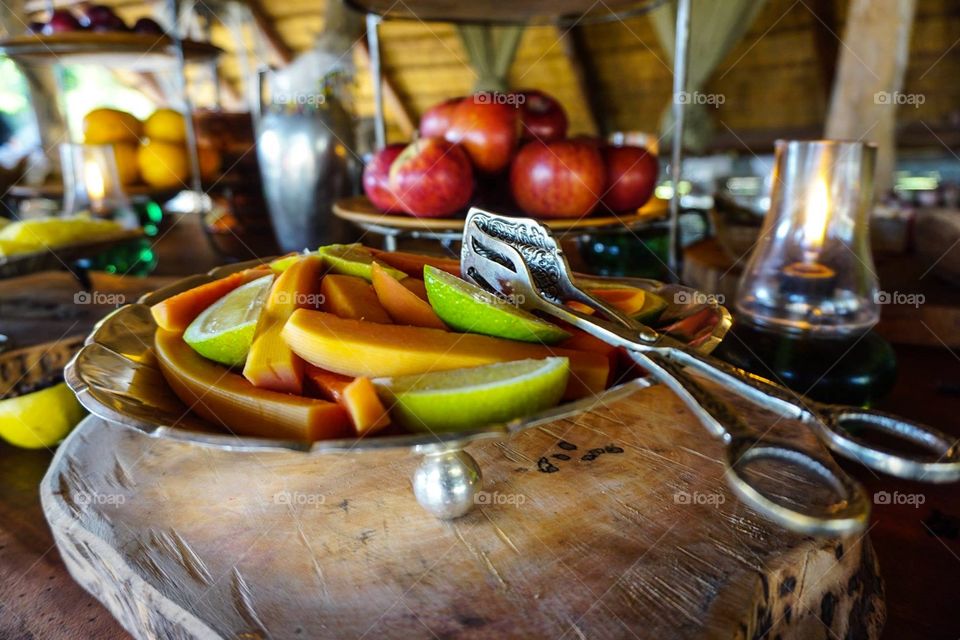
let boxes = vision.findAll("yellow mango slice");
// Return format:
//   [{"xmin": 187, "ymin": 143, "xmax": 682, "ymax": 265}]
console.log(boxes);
[
  {"xmin": 371, "ymin": 262, "xmax": 446, "ymax": 329},
  {"xmin": 282, "ymin": 310, "xmax": 609, "ymax": 400},
  {"xmin": 320, "ymin": 274, "xmax": 392, "ymax": 323},
  {"xmin": 342, "ymin": 377, "xmax": 391, "ymax": 436},
  {"xmin": 242, "ymin": 256, "xmax": 322, "ymax": 394}
]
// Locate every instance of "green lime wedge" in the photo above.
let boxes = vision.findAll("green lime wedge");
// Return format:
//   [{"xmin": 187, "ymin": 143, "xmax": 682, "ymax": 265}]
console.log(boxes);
[
  {"xmin": 634, "ymin": 291, "xmax": 668, "ymax": 325},
  {"xmin": 317, "ymin": 244, "xmax": 406, "ymax": 281},
  {"xmin": 183, "ymin": 274, "xmax": 274, "ymax": 366},
  {"xmin": 269, "ymin": 252, "xmax": 311, "ymax": 272},
  {"xmin": 374, "ymin": 357, "xmax": 569, "ymax": 432},
  {"xmin": 423, "ymin": 265, "xmax": 570, "ymax": 344}
]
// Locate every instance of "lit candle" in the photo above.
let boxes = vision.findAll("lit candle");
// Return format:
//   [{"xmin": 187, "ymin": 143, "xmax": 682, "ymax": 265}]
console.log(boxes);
[
  {"xmin": 84, "ymin": 160, "xmax": 106, "ymax": 214},
  {"xmin": 781, "ymin": 175, "xmax": 837, "ymax": 295}
]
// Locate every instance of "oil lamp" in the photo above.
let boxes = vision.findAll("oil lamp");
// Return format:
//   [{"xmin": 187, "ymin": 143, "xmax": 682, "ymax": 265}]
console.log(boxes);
[
  {"xmin": 736, "ymin": 140, "xmax": 880, "ymax": 335},
  {"xmin": 61, "ymin": 143, "xmax": 135, "ymax": 220},
  {"xmin": 717, "ymin": 141, "xmax": 894, "ymax": 406}
]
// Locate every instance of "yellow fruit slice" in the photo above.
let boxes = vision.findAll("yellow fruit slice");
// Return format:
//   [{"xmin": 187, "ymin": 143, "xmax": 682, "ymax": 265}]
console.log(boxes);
[
  {"xmin": 243, "ymin": 256, "xmax": 323, "ymax": 394},
  {"xmin": 342, "ymin": 377, "xmax": 391, "ymax": 435},
  {"xmin": 0, "ymin": 216, "xmax": 125, "ymax": 251},
  {"xmin": 0, "ymin": 383, "xmax": 86, "ymax": 449},
  {"xmin": 320, "ymin": 273, "xmax": 392, "ymax": 323},
  {"xmin": 282, "ymin": 310, "xmax": 609, "ymax": 400}
]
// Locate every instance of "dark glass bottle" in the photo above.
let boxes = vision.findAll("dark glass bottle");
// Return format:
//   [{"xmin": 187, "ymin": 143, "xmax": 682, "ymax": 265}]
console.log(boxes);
[{"xmin": 713, "ymin": 320, "xmax": 897, "ymax": 407}]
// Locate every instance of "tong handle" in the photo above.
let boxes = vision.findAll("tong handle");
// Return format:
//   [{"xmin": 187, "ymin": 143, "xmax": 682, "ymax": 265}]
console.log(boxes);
[
  {"xmin": 665, "ymin": 348, "xmax": 960, "ymax": 483},
  {"xmin": 722, "ymin": 435, "xmax": 871, "ymax": 536},
  {"xmin": 635, "ymin": 349, "xmax": 870, "ymax": 536},
  {"xmin": 812, "ymin": 407, "xmax": 960, "ymax": 483}
]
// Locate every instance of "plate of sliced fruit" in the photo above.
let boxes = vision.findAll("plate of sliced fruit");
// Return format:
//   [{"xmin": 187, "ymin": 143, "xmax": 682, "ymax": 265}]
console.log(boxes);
[{"xmin": 65, "ymin": 243, "xmax": 730, "ymax": 517}]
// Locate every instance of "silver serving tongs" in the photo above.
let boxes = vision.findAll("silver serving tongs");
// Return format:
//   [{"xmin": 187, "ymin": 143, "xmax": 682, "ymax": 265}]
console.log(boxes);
[{"xmin": 462, "ymin": 208, "xmax": 960, "ymax": 537}]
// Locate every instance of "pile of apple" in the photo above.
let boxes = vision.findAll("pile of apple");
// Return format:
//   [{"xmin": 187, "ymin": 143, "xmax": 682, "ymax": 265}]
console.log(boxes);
[
  {"xmin": 363, "ymin": 90, "xmax": 659, "ymax": 219},
  {"xmin": 28, "ymin": 6, "xmax": 164, "ymax": 36}
]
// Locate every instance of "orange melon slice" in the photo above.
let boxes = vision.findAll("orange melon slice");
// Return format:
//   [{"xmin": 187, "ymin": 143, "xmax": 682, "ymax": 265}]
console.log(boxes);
[{"xmin": 151, "ymin": 267, "xmax": 271, "ymax": 332}]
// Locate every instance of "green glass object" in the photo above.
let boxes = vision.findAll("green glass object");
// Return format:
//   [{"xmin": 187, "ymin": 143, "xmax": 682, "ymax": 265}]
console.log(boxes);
[
  {"xmin": 713, "ymin": 321, "xmax": 897, "ymax": 407},
  {"xmin": 577, "ymin": 223, "xmax": 671, "ymax": 279},
  {"xmin": 84, "ymin": 201, "xmax": 161, "ymax": 276}
]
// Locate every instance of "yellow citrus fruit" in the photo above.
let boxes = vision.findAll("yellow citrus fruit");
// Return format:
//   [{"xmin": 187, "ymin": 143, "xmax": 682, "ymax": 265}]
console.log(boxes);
[
  {"xmin": 83, "ymin": 108, "xmax": 143, "ymax": 144},
  {"xmin": 110, "ymin": 142, "xmax": 140, "ymax": 185},
  {"xmin": 0, "ymin": 383, "xmax": 86, "ymax": 449},
  {"xmin": 144, "ymin": 108, "xmax": 187, "ymax": 143},
  {"xmin": 138, "ymin": 140, "xmax": 189, "ymax": 188}
]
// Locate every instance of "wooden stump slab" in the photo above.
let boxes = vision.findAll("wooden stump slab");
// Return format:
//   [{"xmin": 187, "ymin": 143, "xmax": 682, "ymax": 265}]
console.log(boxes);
[{"xmin": 41, "ymin": 383, "xmax": 885, "ymax": 639}]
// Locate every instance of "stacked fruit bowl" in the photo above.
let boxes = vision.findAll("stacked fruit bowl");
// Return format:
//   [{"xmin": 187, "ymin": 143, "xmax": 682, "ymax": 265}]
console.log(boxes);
[{"xmin": 363, "ymin": 91, "xmax": 660, "ymax": 220}]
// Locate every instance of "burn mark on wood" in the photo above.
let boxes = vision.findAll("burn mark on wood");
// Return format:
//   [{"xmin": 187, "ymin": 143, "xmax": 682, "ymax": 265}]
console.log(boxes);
[
  {"xmin": 455, "ymin": 613, "xmax": 487, "ymax": 629},
  {"xmin": 835, "ymin": 544, "xmax": 844, "ymax": 560},
  {"xmin": 338, "ymin": 499, "xmax": 349, "ymax": 513},
  {"xmin": 604, "ymin": 444, "xmax": 624, "ymax": 454},
  {"xmin": 820, "ymin": 591, "xmax": 838, "ymax": 627},
  {"xmin": 557, "ymin": 440, "xmax": 577, "ymax": 451},
  {"xmin": 779, "ymin": 575, "xmax": 796, "ymax": 597},
  {"xmin": 537, "ymin": 457, "xmax": 559, "ymax": 473},
  {"xmin": 552, "ymin": 454, "xmax": 571, "ymax": 461}
]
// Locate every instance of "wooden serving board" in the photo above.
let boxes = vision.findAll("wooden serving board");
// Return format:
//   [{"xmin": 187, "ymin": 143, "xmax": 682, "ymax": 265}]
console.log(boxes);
[{"xmin": 41, "ymin": 382, "xmax": 884, "ymax": 639}]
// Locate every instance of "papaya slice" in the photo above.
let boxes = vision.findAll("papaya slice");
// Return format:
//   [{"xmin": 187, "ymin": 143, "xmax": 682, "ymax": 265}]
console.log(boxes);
[
  {"xmin": 400, "ymin": 277, "xmax": 429, "ymax": 301},
  {"xmin": 304, "ymin": 366, "xmax": 391, "ymax": 435},
  {"xmin": 282, "ymin": 310, "xmax": 609, "ymax": 400},
  {"xmin": 305, "ymin": 365, "xmax": 352, "ymax": 402},
  {"xmin": 320, "ymin": 274, "xmax": 392, "ymax": 323},
  {"xmin": 371, "ymin": 262, "xmax": 446, "ymax": 329},
  {"xmin": 243, "ymin": 256, "xmax": 323, "ymax": 394},
  {"xmin": 155, "ymin": 329, "xmax": 351, "ymax": 442},
  {"xmin": 342, "ymin": 377, "xmax": 391, "ymax": 435},
  {"xmin": 590, "ymin": 287, "xmax": 647, "ymax": 316},
  {"xmin": 151, "ymin": 267, "xmax": 271, "ymax": 332},
  {"xmin": 368, "ymin": 248, "xmax": 461, "ymax": 277}
]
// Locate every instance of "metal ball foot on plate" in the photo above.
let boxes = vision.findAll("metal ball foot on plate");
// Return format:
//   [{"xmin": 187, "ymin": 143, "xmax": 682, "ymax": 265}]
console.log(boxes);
[{"xmin": 412, "ymin": 448, "xmax": 483, "ymax": 519}]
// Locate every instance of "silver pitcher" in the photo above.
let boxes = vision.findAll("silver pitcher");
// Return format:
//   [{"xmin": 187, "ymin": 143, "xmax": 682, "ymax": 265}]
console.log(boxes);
[{"xmin": 253, "ymin": 68, "xmax": 358, "ymax": 251}]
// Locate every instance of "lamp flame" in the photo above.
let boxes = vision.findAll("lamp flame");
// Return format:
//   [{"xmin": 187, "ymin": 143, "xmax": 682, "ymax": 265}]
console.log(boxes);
[
  {"xmin": 84, "ymin": 161, "xmax": 106, "ymax": 207},
  {"xmin": 801, "ymin": 178, "xmax": 830, "ymax": 258}
]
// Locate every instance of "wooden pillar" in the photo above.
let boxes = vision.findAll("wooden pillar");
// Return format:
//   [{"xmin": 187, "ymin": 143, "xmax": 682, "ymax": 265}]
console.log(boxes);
[{"xmin": 824, "ymin": 0, "xmax": 917, "ymax": 195}]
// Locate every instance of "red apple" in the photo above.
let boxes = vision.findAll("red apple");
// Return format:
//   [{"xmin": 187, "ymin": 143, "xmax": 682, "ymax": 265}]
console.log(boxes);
[
  {"xmin": 419, "ymin": 97, "xmax": 462, "ymax": 139},
  {"xmin": 509, "ymin": 139, "xmax": 605, "ymax": 219},
  {"xmin": 389, "ymin": 137, "xmax": 474, "ymax": 218},
  {"xmin": 600, "ymin": 145, "xmax": 659, "ymax": 212},
  {"xmin": 516, "ymin": 90, "xmax": 568, "ymax": 141},
  {"xmin": 44, "ymin": 9, "xmax": 83, "ymax": 34},
  {"xmin": 133, "ymin": 17, "xmax": 165, "ymax": 35},
  {"xmin": 444, "ymin": 97, "xmax": 518, "ymax": 174},
  {"xmin": 81, "ymin": 5, "xmax": 126, "ymax": 31},
  {"xmin": 362, "ymin": 143, "xmax": 406, "ymax": 213}
]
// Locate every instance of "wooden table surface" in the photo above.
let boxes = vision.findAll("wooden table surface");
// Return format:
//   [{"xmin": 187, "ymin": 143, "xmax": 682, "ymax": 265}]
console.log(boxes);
[{"xmin": 1, "ymin": 218, "xmax": 959, "ymax": 639}]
